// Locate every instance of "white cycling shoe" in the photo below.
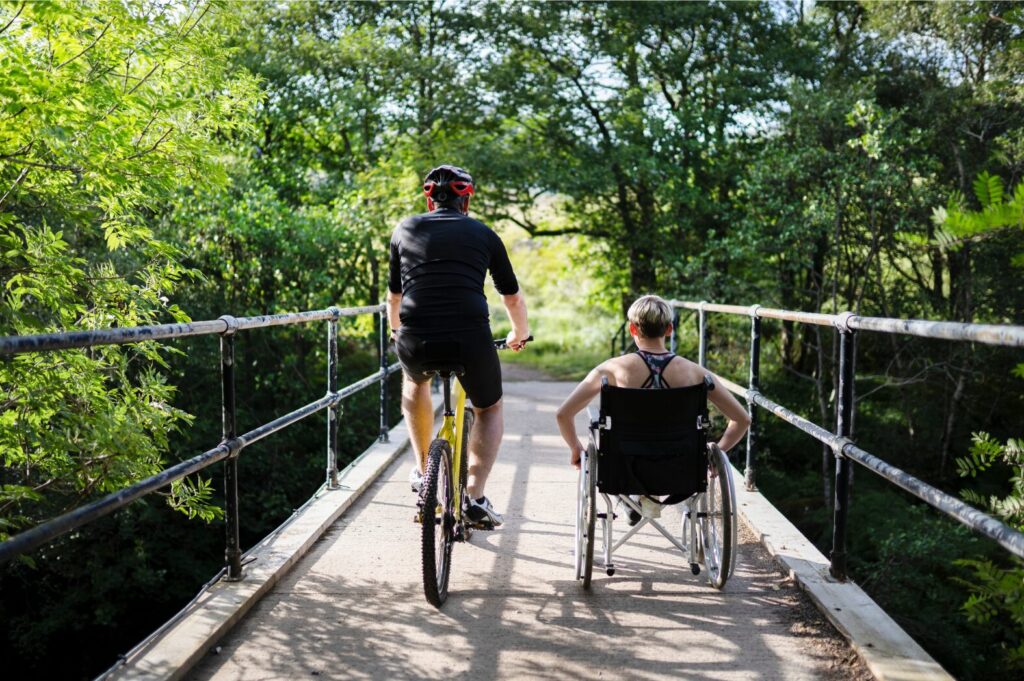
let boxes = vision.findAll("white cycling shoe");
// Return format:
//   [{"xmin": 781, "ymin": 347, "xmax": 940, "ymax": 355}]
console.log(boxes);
[{"xmin": 464, "ymin": 496, "xmax": 503, "ymax": 529}]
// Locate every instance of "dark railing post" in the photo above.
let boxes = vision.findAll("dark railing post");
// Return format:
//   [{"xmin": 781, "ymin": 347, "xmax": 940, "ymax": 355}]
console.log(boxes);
[
  {"xmin": 378, "ymin": 308, "xmax": 390, "ymax": 442},
  {"xmin": 326, "ymin": 309, "xmax": 340, "ymax": 490},
  {"xmin": 831, "ymin": 313, "xmax": 856, "ymax": 581},
  {"xmin": 698, "ymin": 301, "xmax": 707, "ymax": 367},
  {"xmin": 745, "ymin": 306, "xmax": 761, "ymax": 491},
  {"xmin": 219, "ymin": 316, "xmax": 243, "ymax": 581}
]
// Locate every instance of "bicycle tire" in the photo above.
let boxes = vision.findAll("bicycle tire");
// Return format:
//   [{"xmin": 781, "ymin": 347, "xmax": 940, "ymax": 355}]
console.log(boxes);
[
  {"xmin": 421, "ymin": 438, "xmax": 455, "ymax": 607},
  {"xmin": 582, "ymin": 442, "xmax": 597, "ymax": 589},
  {"xmin": 701, "ymin": 445, "xmax": 734, "ymax": 590}
]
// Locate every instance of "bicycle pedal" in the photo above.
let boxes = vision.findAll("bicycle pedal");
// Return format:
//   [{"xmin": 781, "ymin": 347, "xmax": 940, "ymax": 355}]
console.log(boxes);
[{"xmin": 466, "ymin": 519, "xmax": 497, "ymax": 531}]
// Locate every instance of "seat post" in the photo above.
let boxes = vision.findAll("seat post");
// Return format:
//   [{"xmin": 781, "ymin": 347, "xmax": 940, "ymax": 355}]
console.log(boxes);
[{"xmin": 441, "ymin": 373, "xmax": 454, "ymax": 417}]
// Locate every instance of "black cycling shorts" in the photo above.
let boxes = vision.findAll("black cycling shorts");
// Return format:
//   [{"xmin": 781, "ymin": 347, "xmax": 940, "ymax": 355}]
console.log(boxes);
[{"xmin": 395, "ymin": 327, "xmax": 503, "ymax": 409}]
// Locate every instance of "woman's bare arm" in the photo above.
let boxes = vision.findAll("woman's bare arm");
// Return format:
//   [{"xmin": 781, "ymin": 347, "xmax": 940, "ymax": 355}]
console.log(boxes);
[
  {"xmin": 706, "ymin": 371, "xmax": 751, "ymax": 452},
  {"xmin": 555, "ymin": 367, "xmax": 606, "ymax": 468}
]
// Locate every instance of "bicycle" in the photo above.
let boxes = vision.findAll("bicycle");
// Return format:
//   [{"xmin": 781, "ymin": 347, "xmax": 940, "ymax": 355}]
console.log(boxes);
[{"xmin": 419, "ymin": 336, "xmax": 531, "ymax": 608}]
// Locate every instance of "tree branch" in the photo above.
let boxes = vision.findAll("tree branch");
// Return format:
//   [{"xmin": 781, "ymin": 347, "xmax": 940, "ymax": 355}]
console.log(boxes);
[
  {"xmin": 0, "ymin": 167, "xmax": 30, "ymax": 210},
  {"xmin": 6, "ymin": 159, "xmax": 83, "ymax": 172},
  {"xmin": 0, "ymin": 2, "xmax": 24, "ymax": 36},
  {"xmin": 56, "ymin": 20, "xmax": 112, "ymax": 70},
  {"xmin": 489, "ymin": 211, "xmax": 612, "ymax": 239},
  {"xmin": 123, "ymin": 126, "xmax": 173, "ymax": 161},
  {"xmin": 179, "ymin": 2, "xmax": 212, "ymax": 42}
]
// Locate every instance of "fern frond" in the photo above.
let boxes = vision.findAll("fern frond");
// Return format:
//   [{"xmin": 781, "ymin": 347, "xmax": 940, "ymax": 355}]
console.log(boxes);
[{"xmin": 974, "ymin": 172, "xmax": 1003, "ymax": 208}]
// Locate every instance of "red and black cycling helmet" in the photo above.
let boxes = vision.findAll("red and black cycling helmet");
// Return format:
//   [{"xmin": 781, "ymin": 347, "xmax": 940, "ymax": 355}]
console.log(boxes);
[{"xmin": 423, "ymin": 165, "xmax": 475, "ymax": 214}]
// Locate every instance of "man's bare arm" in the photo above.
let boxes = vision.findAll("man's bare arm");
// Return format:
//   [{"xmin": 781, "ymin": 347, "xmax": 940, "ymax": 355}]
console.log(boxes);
[
  {"xmin": 501, "ymin": 290, "xmax": 529, "ymax": 350},
  {"xmin": 387, "ymin": 290, "xmax": 402, "ymax": 333}
]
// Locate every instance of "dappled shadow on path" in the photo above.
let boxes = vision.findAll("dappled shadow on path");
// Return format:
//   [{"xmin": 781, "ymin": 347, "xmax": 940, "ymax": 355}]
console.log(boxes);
[{"xmin": 187, "ymin": 380, "xmax": 864, "ymax": 681}]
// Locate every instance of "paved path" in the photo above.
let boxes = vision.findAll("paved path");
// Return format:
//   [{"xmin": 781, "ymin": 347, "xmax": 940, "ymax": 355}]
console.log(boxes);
[{"xmin": 188, "ymin": 378, "xmax": 867, "ymax": 681}]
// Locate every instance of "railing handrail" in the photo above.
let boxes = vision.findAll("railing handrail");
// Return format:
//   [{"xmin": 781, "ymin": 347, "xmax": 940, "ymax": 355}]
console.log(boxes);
[
  {"xmin": 669, "ymin": 298, "xmax": 1024, "ymax": 575},
  {"xmin": 0, "ymin": 304, "xmax": 385, "ymax": 355},
  {"xmin": 669, "ymin": 300, "xmax": 1024, "ymax": 347},
  {"xmin": 0, "ymin": 302, "xmax": 398, "ymax": 571}
]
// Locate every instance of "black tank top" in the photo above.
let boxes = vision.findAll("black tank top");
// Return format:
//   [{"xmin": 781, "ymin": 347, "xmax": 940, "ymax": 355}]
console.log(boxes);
[{"xmin": 635, "ymin": 350, "xmax": 676, "ymax": 389}]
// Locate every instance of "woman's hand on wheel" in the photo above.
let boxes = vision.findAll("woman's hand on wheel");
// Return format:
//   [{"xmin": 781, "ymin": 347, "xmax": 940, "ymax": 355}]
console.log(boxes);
[{"xmin": 570, "ymin": 440, "xmax": 584, "ymax": 469}]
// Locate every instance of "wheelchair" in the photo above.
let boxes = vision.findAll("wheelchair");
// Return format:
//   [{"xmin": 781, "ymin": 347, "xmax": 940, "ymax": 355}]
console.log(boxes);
[{"xmin": 574, "ymin": 376, "xmax": 738, "ymax": 590}]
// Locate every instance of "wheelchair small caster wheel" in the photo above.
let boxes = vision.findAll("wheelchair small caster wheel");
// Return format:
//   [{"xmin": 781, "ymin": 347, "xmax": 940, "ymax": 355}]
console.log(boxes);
[
  {"xmin": 690, "ymin": 563, "xmax": 701, "ymax": 576},
  {"xmin": 606, "ymin": 568, "xmax": 615, "ymax": 576}
]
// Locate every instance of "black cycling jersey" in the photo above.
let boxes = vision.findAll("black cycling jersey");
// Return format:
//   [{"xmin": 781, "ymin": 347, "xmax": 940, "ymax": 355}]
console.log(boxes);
[{"xmin": 388, "ymin": 208, "xmax": 519, "ymax": 331}]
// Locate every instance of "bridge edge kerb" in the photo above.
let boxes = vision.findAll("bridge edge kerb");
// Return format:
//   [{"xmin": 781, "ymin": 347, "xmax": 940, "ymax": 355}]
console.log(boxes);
[{"xmin": 100, "ymin": 400, "xmax": 439, "ymax": 681}]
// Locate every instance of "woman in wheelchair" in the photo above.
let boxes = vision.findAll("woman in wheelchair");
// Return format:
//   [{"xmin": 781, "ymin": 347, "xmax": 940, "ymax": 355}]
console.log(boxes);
[
  {"xmin": 555, "ymin": 294, "xmax": 750, "ymax": 468},
  {"xmin": 555, "ymin": 294, "xmax": 751, "ymax": 588}
]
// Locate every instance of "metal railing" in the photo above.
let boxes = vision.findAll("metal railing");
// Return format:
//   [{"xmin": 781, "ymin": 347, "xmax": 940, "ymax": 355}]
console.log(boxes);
[
  {"xmin": 663, "ymin": 300, "xmax": 1024, "ymax": 580},
  {"xmin": 0, "ymin": 304, "xmax": 401, "ymax": 578}
]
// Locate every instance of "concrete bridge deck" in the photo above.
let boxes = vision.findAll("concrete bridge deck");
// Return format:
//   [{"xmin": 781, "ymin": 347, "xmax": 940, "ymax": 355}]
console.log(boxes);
[{"xmin": 183, "ymin": 378, "xmax": 871, "ymax": 681}]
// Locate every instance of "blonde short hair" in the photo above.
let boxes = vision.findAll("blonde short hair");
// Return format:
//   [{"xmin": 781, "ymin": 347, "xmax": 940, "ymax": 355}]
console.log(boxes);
[{"xmin": 628, "ymin": 294, "xmax": 673, "ymax": 338}]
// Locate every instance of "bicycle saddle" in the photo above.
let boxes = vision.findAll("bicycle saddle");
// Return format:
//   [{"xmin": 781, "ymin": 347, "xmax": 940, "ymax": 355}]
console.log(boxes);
[
  {"xmin": 419, "ymin": 340, "xmax": 465, "ymax": 376},
  {"xmin": 420, "ymin": 362, "xmax": 465, "ymax": 377}
]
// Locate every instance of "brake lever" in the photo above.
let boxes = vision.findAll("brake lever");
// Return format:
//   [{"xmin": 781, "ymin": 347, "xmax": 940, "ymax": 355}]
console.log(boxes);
[{"xmin": 494, "ymin": 335, "xmax": 534, "ymax": 350}]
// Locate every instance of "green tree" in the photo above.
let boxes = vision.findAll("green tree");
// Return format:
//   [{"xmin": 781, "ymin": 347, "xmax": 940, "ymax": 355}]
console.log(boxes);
[
  {"xmin": 0, "ymin": 0, "xmax": 258, "ymax": 535},
  {"xmin": 467, "ymin": 1, "xmax": 795, "ymax": 308}
]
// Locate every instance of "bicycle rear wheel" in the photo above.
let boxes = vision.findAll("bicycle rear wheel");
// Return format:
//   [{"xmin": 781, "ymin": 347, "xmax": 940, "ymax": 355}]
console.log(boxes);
[
  {"xmin": 421, "ymin": 438, "xmax": 455, "ymax": 607},
  {"xmin": 700, "ymin": 445, "xmax": 735, "ymax": 590}
]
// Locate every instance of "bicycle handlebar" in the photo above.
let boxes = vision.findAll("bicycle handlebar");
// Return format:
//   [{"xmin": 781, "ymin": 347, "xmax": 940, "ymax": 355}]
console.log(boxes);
[{"xmin": 494, "ymin": 335, "xmax": 533, "ymax": 350}]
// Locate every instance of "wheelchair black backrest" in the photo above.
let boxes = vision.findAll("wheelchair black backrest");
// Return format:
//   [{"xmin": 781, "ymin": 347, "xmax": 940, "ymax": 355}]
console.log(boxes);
[{"xmin": 596, "ymin": 376, "xmax": 712, "ymax": 498}]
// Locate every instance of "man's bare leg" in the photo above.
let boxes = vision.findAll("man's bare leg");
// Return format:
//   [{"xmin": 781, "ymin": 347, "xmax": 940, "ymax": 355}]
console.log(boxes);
[
  {"xmin": 467, "ymin": 399, "xmax": 503, "ymax": 499},
  {"xmin": 402, "ymin": 375, "xmax": 434, "ymax": 472}
]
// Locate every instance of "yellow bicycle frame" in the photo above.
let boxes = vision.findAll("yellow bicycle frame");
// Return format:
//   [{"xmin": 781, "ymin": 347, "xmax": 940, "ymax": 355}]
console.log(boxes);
[{"xmin": 434, "ymin": 377, "xmax": 468, "ymax": 522}]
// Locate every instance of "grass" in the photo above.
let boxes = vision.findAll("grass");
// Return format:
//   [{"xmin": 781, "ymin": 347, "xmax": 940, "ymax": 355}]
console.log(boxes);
[{"xmin": 501, "ymin": 339, "xmax": 608, "ymax": 381}]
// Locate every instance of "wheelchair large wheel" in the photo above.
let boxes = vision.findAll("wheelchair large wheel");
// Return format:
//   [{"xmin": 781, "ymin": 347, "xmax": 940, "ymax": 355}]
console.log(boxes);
[
  {"xmin": 700, "ymin": 445, "xmax": 736, "ymax": 590},
  {"xmin": 574, "ymin": 447, "xmax": 587, "ymax": 579},
  {"xmin": 574, "ymin": 443, "xmax": 598, "ymax": 588},
  {"xmin": 421, "ymin": 438, "xmax": 455, "ymax": 607}
]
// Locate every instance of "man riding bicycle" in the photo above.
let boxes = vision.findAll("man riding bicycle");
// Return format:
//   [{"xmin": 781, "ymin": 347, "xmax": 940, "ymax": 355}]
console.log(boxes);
[{"xmin": 387, "ymin": 164, "xmax": 530, "ymax": 529}]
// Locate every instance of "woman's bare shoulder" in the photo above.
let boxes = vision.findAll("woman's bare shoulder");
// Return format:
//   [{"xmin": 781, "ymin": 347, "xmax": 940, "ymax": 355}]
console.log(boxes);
[
  {"xmin": 667, "ymin": 354, "xmax": 707, "ymax": 386},
  {"xmin": 593, "ymin": 355, "xmax": 643, "ymax": 387}
]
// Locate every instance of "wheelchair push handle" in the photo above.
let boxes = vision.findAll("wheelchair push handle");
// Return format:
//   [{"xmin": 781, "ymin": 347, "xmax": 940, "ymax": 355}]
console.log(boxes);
[{"xmin": 494, "ymin": 335, "xmax": 533, "ymax": 350}]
